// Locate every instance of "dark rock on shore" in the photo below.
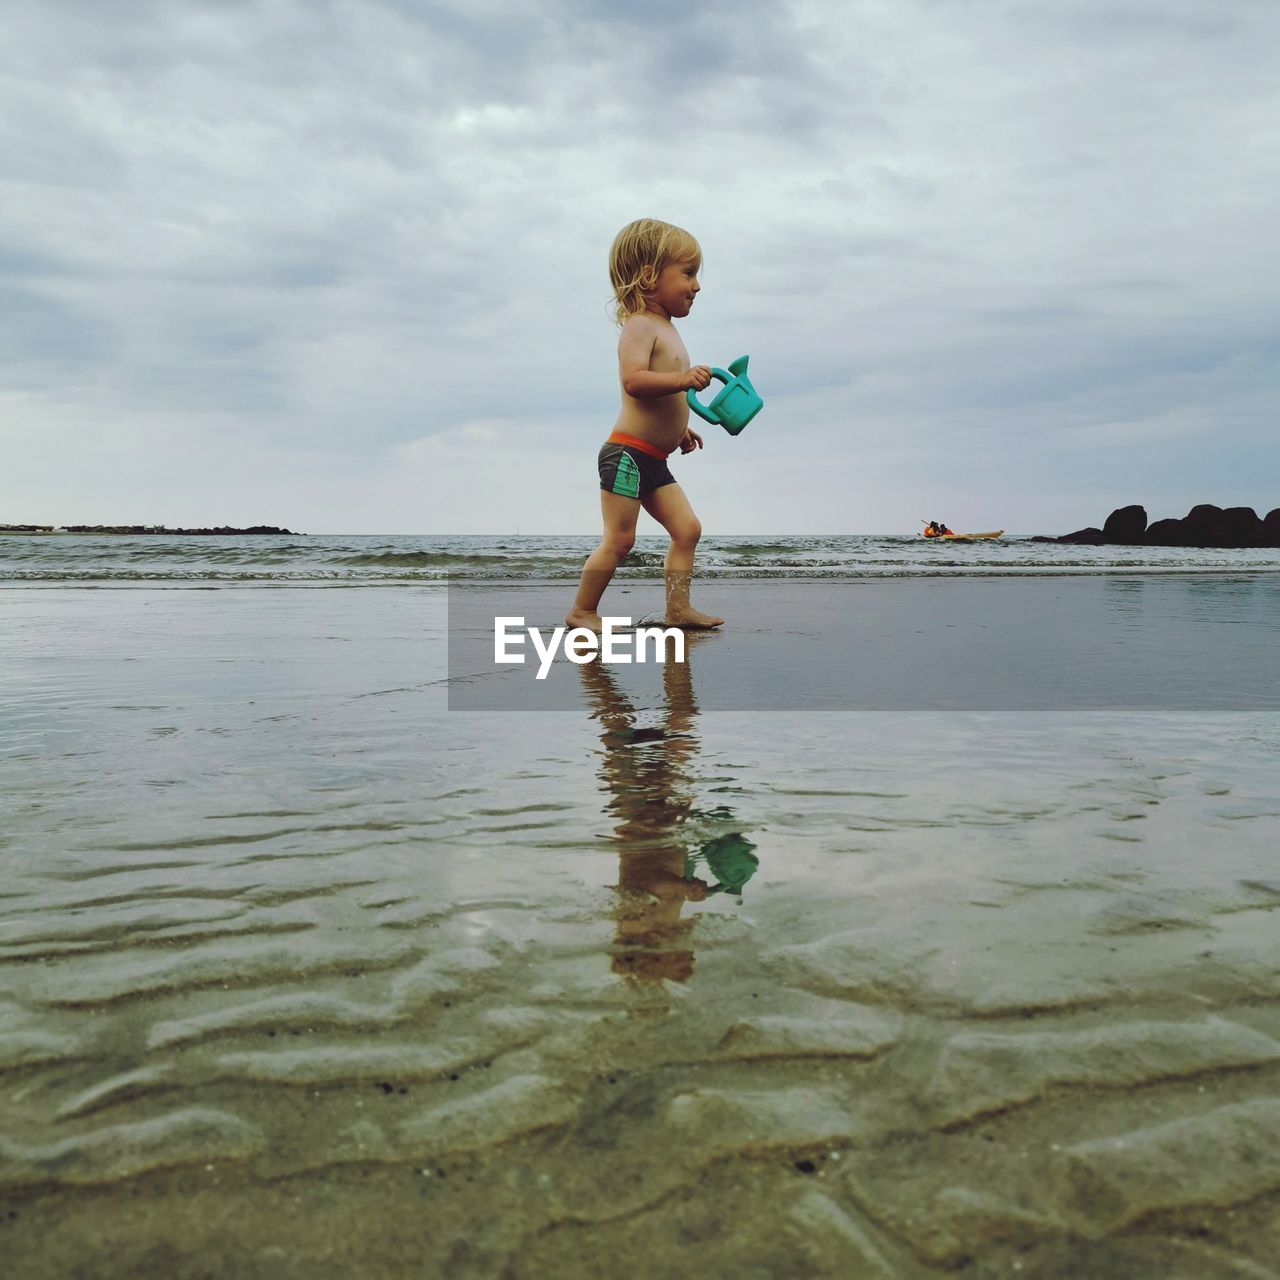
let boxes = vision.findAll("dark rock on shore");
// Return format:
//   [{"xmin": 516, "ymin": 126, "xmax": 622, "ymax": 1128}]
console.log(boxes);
[
  {"xmin": 1144, "ymin": 518, "xmax": 1187, "ymax": 546},
  {"xmin": 1040, "ymin": 505, "xmax": 1280, "ymax": 548},
  {"xmin": 1160, "ymin": 505, "xmax": 1274, "ymax": 548},
  {"xmin": 58, "ymin": 525, "xmax": 296, "ymax": 536},
  {"xmin": 1054, "ymin": 527, "xmax": 1106, "ymax": 545},
  {"xmin": 1102, "ymin": 504, "xmax": 1147, "ymax": 544}
]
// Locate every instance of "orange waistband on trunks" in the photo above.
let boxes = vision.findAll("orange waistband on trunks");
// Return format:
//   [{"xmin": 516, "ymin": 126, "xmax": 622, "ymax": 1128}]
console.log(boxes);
[{"xmin": 608, "ymin": 431, "xmax": 671, "ymax": 461}]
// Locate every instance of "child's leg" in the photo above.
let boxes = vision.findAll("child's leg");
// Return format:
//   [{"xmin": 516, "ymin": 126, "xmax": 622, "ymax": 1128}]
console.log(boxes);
[
  {"xmin": 565, "ymin": 491, "xmax": 642, "ymax": 631},
  {"xmin": 642, "ymin": 483, "xmax": 724, "ymax": 628}
]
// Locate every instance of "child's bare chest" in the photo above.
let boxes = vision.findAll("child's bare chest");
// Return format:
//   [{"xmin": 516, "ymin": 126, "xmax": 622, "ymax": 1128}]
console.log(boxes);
[{"xmin": 651, "ymin": 330, "xmax": 690, "ymax": 372}]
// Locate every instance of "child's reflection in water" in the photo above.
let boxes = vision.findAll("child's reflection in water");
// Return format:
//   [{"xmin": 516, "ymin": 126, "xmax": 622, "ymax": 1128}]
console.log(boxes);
[{"xmin": 579, "ymin": 646, "xmax": 756, "ymax": 985}]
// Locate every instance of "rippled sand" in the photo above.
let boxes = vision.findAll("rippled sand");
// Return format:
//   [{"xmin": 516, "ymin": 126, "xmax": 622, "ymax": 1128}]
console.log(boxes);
[{"xmin": 3, "ymin": 585, "xmax": 1279, "ymax": 1277}]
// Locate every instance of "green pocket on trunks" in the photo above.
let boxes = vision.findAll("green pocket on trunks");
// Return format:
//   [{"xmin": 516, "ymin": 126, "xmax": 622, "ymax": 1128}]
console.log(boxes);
[{"xmin": 611, "ymin": 452, "xmax": 641, "ymax": 499}]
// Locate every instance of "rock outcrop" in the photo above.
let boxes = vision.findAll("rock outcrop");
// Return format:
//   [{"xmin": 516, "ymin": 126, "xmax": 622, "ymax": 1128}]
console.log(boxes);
[
  {"xmin": 1039, "ymin": 505, "xmax": 1280, "ymax": 548},
  {"xmin": 1051, "ymin": 527, "xmax": 1105, "ymax": 545},
  {"xmin": 1101, "ymin": 504, "xmax": 1148, "ymax": 544},
  {"xmin": 55, "ymin": 524, "xmax": 296, "ymax": 535}
]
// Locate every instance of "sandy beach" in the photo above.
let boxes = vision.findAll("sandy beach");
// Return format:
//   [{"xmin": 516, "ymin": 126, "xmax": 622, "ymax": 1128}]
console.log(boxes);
[{"xmin": 3, "ymin": 580, "xmax": 1279, "ymax": 1277}]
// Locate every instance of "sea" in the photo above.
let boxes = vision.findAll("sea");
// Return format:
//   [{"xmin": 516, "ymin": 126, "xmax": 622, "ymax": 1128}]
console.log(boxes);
[
  {"xmin": 3, "ymin": 530, "xmax": 1280, "ymax": 583},
  {"xmin": 4, "ymin": 529, "xmax": 1280, "ymax": 1273}
]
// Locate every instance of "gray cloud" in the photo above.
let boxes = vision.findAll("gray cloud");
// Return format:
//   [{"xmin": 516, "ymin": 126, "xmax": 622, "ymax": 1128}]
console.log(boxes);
[{"xmin": 1, "ymin": 0, "xmax": 1277, "ymax": 531}]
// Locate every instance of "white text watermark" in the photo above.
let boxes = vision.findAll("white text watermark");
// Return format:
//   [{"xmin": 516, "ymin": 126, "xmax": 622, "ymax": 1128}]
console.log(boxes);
[{"xmin": 494, "ymin": 617, "xmax": 686, "ymax": 679}]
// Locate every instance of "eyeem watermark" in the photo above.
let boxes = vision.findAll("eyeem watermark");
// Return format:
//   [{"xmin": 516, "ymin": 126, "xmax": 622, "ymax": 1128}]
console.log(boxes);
[
  {"xmin": 495, "ymin": 616, "xmax": 686, "ymax": 679},
  {"xmin": 450, "ymin": 578, "xmax": 1280, "ymax": 711}
]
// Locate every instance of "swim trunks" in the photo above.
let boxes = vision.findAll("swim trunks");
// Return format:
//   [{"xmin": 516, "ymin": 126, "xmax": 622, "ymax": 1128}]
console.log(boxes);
[{"xmin": 597, "ymin": 432, "xmax": 676, "ymax": 500}]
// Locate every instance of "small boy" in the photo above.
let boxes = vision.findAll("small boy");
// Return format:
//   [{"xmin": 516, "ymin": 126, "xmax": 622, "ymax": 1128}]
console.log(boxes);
[{"xmin": 565, "ymin": 218, "xmax": 725, "ymax": 633}]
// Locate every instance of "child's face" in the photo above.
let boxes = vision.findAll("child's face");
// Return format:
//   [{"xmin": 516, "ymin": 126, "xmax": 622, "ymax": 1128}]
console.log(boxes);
[{"xmin": 648, "ymin": 258, "xmax": 700, "ymax": 319}]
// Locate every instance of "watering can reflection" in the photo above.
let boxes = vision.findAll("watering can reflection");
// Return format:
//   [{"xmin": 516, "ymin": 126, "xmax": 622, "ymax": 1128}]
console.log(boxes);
[
  {"xmin": 685, "ymin": 355, "xmax": 763, "ymax": 436},
  {"xmin": 684, "ymin": 833, "xmax": 759, "ymax": 897}
]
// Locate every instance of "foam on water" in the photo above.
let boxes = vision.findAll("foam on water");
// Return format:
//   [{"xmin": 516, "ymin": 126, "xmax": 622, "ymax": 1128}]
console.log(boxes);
[{"xmin": 4, "ymin": 531, "xmax": 1280, "ymax": 583}]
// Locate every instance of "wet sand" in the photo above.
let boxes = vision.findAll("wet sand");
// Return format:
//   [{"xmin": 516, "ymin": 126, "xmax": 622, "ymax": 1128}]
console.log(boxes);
[{"xmin": 2, "ymin": 583, "xmax": 1279, "ymax": 1277}]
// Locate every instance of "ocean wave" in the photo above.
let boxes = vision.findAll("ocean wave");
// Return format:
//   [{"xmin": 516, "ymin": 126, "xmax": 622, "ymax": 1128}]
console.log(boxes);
[
  {"xmin": 7, "ymin": 566, "xmax": 1280, "ymax": 588},
  {"xmin": 723, "ymin": 541, "xmax": 804, "ymax": 556},
  {"xmin": 335, "ymin": 551, "xmax": 516, "ymax": 567},
  {"xmin": 5, "ymin": 533, "xmax": 1280, "ymax": 585}
]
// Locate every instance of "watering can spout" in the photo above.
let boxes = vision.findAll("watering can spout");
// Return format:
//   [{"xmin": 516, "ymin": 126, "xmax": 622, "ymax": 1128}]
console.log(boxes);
[{"xmin": 726, "ymin": 355, "xmax": 757, "ymax": 398}]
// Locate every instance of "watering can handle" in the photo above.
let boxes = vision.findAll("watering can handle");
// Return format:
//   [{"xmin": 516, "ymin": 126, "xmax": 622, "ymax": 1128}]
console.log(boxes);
[{"xmin": 685, "ymin": 367, "xmax": 732, "ymax": 423}]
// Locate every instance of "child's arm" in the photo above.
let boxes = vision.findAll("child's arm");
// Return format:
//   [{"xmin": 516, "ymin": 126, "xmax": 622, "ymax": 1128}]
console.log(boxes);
[{"xmin": 618, "ymin": 319, "xmax": 710, "ymax": 398}]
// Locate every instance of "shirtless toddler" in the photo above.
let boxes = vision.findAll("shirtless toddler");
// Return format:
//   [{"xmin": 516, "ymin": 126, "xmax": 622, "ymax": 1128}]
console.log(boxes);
[{"xmin": 565, "ymin": 218, "xmax": 724, "ymax": 633}]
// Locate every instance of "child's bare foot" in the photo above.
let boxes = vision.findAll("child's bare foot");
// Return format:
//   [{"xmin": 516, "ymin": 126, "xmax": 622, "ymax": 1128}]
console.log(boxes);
[
  {"xmin": 564, "ymin": 608, "xmax": 604, "ymax": 633},
  {"xmin": 662, "ymin": 606, "xmax": 724, "ymax": 629}
]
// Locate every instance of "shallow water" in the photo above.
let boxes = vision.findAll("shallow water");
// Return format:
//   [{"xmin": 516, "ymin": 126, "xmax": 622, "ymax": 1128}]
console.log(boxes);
[{"xmin": 3, "ymin": 585, "xmax": 1279, "ymax": 1276}]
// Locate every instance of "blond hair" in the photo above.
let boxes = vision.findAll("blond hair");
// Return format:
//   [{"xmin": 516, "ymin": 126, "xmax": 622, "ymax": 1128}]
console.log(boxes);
[{"xmin": 608, "ymin": 218, "xmax": 701, "ymax": 324}]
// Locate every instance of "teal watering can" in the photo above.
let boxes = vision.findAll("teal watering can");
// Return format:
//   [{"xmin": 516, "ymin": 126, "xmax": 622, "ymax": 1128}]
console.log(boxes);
[
  {"xmin": 683, "ymin": 833, "xmax": 759, "ymax": 897},
  {"xmin": 686, "ymin": 355, "xmax": 762, "ymax": 436}
]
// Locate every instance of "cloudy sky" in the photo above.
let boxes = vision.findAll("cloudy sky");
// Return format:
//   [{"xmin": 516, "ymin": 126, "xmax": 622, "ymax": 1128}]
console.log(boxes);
[{"xmin": 3, "ymin": 0, "xmax": 1276, "ymax": 534}]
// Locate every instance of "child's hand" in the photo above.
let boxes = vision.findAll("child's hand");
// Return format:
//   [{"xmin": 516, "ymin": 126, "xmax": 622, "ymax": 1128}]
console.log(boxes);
[
  {"xmin": 682, "ymin": 365, "xmax": 712, "ymax": 391},
  {"xmin": 679, "ymin": 428, "xmax": 704, "ymax": 454}
]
